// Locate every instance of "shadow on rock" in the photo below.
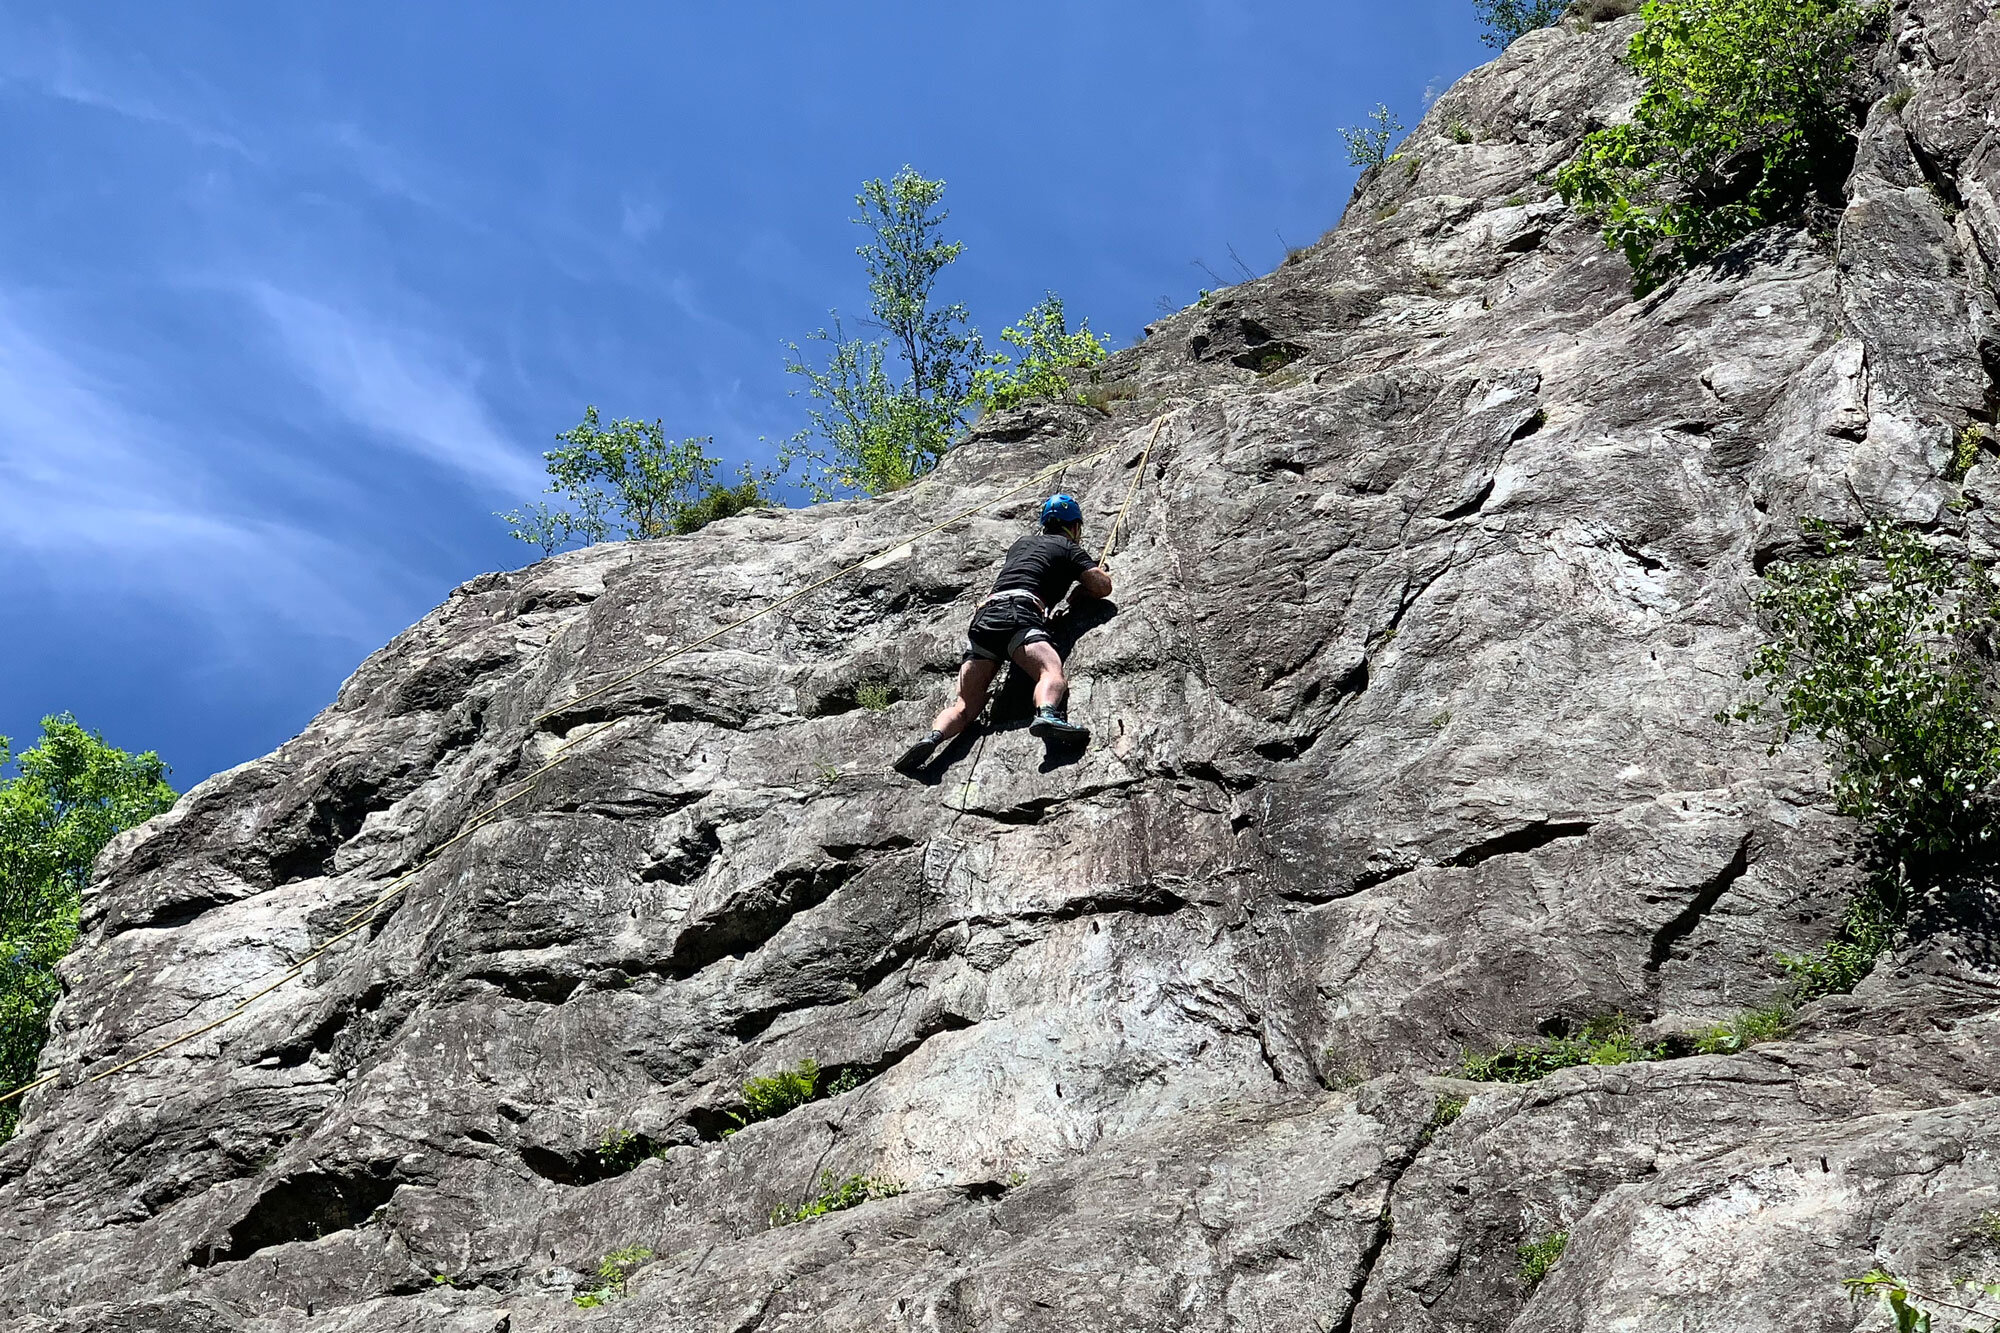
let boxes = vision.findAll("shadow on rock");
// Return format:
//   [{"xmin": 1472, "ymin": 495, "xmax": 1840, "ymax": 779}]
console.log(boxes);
[{"xmin": 903, "ymin": 728, "xmax": 982, "ymax": 787}]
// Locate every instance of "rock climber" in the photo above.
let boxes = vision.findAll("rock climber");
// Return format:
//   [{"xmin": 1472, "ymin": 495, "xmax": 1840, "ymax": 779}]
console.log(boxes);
[{"xmin": 895, "ymin": 494, "xmax": 1113, "ymax": 772}]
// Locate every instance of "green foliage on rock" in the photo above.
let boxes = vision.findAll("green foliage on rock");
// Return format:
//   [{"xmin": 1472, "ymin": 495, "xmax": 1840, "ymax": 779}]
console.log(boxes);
[
  {"xmin": 971, "ymin": 293, "xmax": 1108, "ymax": 415},
  {"xmin": 1420, "ymin": 1092, "xmax": 1471, "ymax": 1145},
  {"xmin": 725, "ymin": 1058, "xmax": 864, "ymax": 1135},
  {"xmin": 1553, "ymin": 0, "xmax": 1877, "ymax": 294},
  {"xmin": 499, "ymin": 407, "xmax": 766, "ymax": 553},
  {"xmin": 1517, "ymin": 1231, "xmax": 1569, "ymax": 1291},
  {"xmin": 853, "ymin": 682, "xmax": 897, "ymax": 713},
  {"xmin": 571, "ymin": 1245, "xmax": 653, "ymax": 1307},
  {"xmin": 1778, "ymin": 892, "xmax": 1901, "ymax": 999},
  {"xmin": 1733, "ymin": 519, "xmax": 2000, "ymax": 995},
  {"xmin": 1951, "ymin": 424, "xmax": 1990, "ymax": 482},
  {"xmin": 1473, "ymin": 0, "xmax": 1566, "ymax": 48},
  {"xmin": 738, "ymin": 1059, "xmax": 821, "ymax": 1126},
  {"xmin": 768, "ymin": 1170, "xmax": 903, "ymax": 1228},
  {"xmin": 595, "ymin": 1127, "xmax": 664, "ymax": 1173},
  {"xmin": 1691, "ymin": 999, "xmax": 1795, "ymax": 1054},
  {"xmin": 1460, "ymin": 1014, "xmax": 1663, "ymax": 1082},
  {"xmin": 1340, "ymin": 104, "xmax": 1405, "ymax": 169},
  {"xmin": 670, "ymin": 477, "xmax": 763, "ymax": 535},
  {"xmin": 1, "ymin": 716, "xmax": 175, "ymax": 1141},
  {"xmin": 1847, "ymin": 1269, "xmax": 2000, "ymax": 1331}
]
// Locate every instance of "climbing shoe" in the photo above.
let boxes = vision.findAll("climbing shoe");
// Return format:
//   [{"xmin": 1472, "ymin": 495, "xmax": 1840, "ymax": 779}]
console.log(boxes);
[
  {"xmin": 893, "ymin": 730, "xmax": 944, "ymax": 773},
  {"xmin": 1029, "ymin": 706, "xmax": 1089, "ymax": 742}
]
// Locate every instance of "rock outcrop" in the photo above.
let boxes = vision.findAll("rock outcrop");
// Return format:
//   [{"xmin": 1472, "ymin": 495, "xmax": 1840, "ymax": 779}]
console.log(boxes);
[{"xmin": 7, "ymin": 5, "xmax": 2000, "ymax": 1330}]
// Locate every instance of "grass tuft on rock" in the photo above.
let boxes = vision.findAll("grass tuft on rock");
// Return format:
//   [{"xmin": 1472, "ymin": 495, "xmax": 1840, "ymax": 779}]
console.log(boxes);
[
  {"xmin": 571, "ymin": 1245, "xmax": 653, "ymax": 1308},
  {"xmin": 725, "ymin": 1059, "xmax": 865, "ymax": 1136},
  {"xmin": 1690, "ymin": 999, "xmax": 1795, "ymax": 1054},
  {"xmin": 1460, "ymin": 1014, "xmax": 1663, "ymax": 1082},
  {"xmin": 769, "ymin": 1170, "xmax": 903, "ymax": 1228},
  {"xmin": 1517, "ymin": 1230, "xmax": 1568, "ymax": 1291}
]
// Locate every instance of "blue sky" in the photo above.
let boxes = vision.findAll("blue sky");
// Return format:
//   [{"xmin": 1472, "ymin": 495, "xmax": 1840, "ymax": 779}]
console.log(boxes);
[{"xmin": 0, "ymin": 3, "xmax": 1493, "ymax": 789}]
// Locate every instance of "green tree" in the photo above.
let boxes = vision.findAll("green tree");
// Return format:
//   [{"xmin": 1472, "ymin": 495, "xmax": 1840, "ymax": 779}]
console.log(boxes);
[
  {"xmin": 1553, "ymin": 0, "xmax": 1876, "ymax": 294},
  {"xmin": 1, "ymin": 716, "xmax": 176, "ymax": 1140},
  {"xmin": 784, "ymin": 167, "xmax": 986, "ymax": 498},
  {"xmin": 780, "ymin": 168, "xmax": 1112, "ymax": 499},
  {"xmin": 499, "ymin": 407, "xmax": 766, "ymax": 554},
  {"xmin": 1473, "ymin": 0, "xmax": 1566, "ymax": 47},
  {"xmin": 971, "ymin": 293, "xmax": 1109, "ymax": 414}
]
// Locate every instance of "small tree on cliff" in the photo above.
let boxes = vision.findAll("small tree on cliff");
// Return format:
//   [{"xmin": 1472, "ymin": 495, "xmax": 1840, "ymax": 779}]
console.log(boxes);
[
  {"xmin": 498, "ymin": 408, "xmax": 765, "ymax": 555},
  {"xmin": 783, "ymin": 168, "xmax": 1108, "ymax": 499},
  {"xmin": 783, "ymin": 167, "xmax": 985, "ymax": 498},
  {"xmin": 1, "ymin": 716, "xmax": 176, "ymax": 1141}
]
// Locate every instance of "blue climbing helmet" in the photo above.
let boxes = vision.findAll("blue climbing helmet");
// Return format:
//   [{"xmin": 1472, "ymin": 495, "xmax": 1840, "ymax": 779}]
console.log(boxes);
[{"xmin": 1040, "ymin": 493, "xmax": 1083, "ymax": 530}]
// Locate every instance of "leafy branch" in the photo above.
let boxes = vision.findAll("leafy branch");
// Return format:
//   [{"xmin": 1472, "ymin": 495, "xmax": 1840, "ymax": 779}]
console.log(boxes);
[{"xmin": 1554, "ymin": 0, "xmax": 1878, "ymax": 294}]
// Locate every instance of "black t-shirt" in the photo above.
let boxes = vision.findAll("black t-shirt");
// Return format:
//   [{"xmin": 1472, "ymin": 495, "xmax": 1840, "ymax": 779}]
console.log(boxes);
[{"xmin": 990, "ymin": 532, "xmax": 1098, "ymax": 610}]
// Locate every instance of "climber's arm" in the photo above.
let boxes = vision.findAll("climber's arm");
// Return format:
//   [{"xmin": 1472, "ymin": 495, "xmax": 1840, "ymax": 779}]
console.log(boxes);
[{"xmin": 1075, "ymin": 565, "xmax": 1113, "ymax": 599}]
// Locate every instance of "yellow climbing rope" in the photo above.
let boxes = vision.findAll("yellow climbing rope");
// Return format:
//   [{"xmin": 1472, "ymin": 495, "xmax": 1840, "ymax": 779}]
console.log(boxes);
[
  {"xmin": 1100, "ymin": 411, "xmax": 1172, "ymax": 563},
  {"xmin": 0, "ymin": 418, "xmax": 1168, "ymax": 1114}
]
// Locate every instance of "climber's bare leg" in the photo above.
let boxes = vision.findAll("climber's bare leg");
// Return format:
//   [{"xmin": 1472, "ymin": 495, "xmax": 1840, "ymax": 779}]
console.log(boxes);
[
  {"xmin": 932, "ymin": 658, "xmax": 1000, "ymax": 740},
  {"xmin": 1011, "ymin": 640, "xmax": 1068, "ymax": 711}
]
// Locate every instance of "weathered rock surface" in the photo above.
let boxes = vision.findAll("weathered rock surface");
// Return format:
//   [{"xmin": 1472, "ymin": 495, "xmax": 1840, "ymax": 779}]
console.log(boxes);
[{"xmin": 7, "ymin": 4, "xmax": 2000, "ymax": 1329}]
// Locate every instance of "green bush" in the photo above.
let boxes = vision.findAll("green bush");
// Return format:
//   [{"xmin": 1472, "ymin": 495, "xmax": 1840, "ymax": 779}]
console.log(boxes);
[
  {"xmin": 1340, "ymin": 104, "xmax": 1405, "ymax": 169},
  {"xmin": 1732, "ymin": 520, "xmax": 2000, "ymax": 993},
  {"xmin": 1421, "ymin": 1093, "xmax": 1470, "ymax": 1144},
  {"xmin": 1461, "ymin": 1014, "xmax": 1664, "ymax": 1082},
  {"xmin": 1950, "ymin": 425, "xmax": 1989, "ymax": 482},
  {"xmin": 1777, "ymin": 892, "xmax": 1901, "ymax": 1000},
  {"xmin": 734, "ymin": 1059, "xmax": 820, "ymax": 1130},
  {"xmin": 1553, "ymin": 0, "xmax": 1877, "ymax": 294},
  {"xmin": 1977, "ymin": 1210, "xmax": 2000, "ymax": 1247},
  {"xmin": 1518, "ymin": 1231, "xmax": 1569, "ymax": 1291},
  {"xmin": 595, "ymin": 1128, "xmax": 663, "ymax": 1173},
  {"xmin": 1, "ymin": 716, "xmax": 175, "ymax": 1142},
  {"xmin": 768, "ymin": 1170, "xmax": 903, "ymax": 1228},
  {"xmin": 1474, "ymin": 0, "xmax": 1565, "ymax": 48},
  {"xmin": 971, "ymin": 293, "xmax": 1108, "ymax": 414},
  {"xmin": 498, "ymin": 407, "xmax": 766, "ymax": 553},
  {"xmin": 571, "ymin": 1245, "xmax": 653, "ymax": 1308},
  {"xmin": 670, "ymin": 478, "xmax": 762, "ymax": 535}
]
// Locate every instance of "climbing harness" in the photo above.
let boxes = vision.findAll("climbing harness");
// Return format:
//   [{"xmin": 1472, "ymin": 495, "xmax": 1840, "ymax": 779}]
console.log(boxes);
[
  {"xmin": 981, "ymin": 587, "xmax": 1048, "ymax": 617},
  {"xmin": 0, "ymin": 413, "xmax": 1173, "ymax": 1116}
]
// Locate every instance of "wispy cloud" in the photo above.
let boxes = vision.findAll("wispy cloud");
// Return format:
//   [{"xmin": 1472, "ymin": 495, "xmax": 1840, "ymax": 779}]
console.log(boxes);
[
  {"xmin": 321, "ymin": 121, "xmax": 453, "ymax": 213},
  {"xmin": 620, "ymin": 192, "xmax": 666, "ymax": 242},
  {"xmin": 0, "ymin": 19, "xmax": 254, "ymax": 159},
  {"xmin": 0, "ymin": 297, "xmax": 382, "ymax": 645},
  {"xmin": 245, "ymin": 284, "xmax": 544, "ymax": 497}
]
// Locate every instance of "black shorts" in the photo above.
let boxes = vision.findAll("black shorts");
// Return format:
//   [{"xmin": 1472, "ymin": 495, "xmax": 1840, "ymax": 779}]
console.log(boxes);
[{"xmin": 963, "ymin": 600, "xmax": 1053, "ymax": 664}]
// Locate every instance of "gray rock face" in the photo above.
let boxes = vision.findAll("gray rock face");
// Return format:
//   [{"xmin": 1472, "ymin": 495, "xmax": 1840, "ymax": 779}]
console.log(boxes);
[{"xmin": 7, "ymin": 5, "xmax": 2000, "ymax": 1329}]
